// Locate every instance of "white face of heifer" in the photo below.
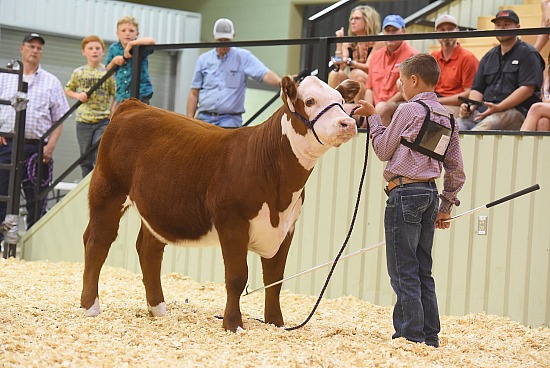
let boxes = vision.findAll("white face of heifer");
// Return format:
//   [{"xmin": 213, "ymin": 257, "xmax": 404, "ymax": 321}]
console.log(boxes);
[{"xmin": 281, "ymin": 76, "xmax": 358, "ymax": 170}]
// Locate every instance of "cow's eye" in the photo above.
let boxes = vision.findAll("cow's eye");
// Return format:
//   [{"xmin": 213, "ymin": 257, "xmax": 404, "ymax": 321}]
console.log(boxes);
[{"xmin": 305, "ymin": 98, "xmax": 315, "ymax": 106}]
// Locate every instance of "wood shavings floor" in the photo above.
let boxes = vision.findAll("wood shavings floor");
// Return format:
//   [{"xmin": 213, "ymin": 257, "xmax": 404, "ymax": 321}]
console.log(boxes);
[{"xmin": 0, "ymin": 258, "xmax": 548, "ymax": 367}]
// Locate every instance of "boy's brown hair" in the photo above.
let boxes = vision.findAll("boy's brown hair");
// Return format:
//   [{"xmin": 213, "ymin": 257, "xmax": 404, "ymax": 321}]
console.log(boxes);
[
  {"xmin": 117, "ymin": 15, "xmax": 139, "ymax": 31},
  {"xmin": 81, "ymin": 35, "xmax": 105, "ymax": 50},
  {"xmin": 399, "ymin": 53, "xmax": 440, "ymax": 87}
]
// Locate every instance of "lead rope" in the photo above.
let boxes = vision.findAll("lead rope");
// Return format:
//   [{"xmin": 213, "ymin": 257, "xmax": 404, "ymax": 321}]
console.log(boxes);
[
  {"xmin": 285, "ymin": 108, "xmax": 368, "ymax": 331},
  {"xmin": 21, "ymin": 153, "xmax": 54, "ymax": 216}
]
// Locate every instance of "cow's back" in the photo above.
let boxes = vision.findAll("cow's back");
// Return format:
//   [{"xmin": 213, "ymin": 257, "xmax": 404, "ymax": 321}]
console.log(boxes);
[{"xmin": 94, "ymin": 99, "xmax": 297, "ymax": 244}]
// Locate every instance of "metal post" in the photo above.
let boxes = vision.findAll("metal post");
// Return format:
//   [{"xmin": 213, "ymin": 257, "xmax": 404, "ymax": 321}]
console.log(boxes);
[
  {"xmin": 2, "ymin": 62, "xmax": 27, "ymax": 258},
  {"xmin": 130, "ymin": 45, "xmax": 143, "ymax": 99}
]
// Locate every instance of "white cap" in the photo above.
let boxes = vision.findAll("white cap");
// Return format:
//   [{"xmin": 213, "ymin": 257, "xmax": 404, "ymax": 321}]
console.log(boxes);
[
  {"xmin": 434, "ymin": 14, "xmax": 458, "ymax": 29},
  {"xmin": 213, "ymin": 18, "xmax": 235, "ymax": 40}
]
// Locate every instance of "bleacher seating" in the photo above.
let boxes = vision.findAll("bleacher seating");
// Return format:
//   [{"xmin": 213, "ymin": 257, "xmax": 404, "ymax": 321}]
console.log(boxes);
[{"xmin": 461, "ymin": 0, "xmax": 549, "ymax": 61}]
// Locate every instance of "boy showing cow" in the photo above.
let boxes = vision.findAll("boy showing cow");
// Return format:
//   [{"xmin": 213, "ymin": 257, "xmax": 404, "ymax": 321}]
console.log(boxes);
[{"xmin": 355, "ymin": 53, "xmax": 465, "ymax": 347}]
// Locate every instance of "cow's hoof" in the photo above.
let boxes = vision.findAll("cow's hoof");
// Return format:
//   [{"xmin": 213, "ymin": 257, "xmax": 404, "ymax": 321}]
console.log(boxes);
[
  {"xmin": 82, "ymin": 297, "xmax": 101, "ymax": 317},
  {"xmin": 148, "ymin": 302, "xmax": 167, "ymax": 317}
]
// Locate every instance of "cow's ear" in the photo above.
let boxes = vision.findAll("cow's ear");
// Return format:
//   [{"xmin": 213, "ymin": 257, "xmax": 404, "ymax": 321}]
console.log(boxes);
[
  {"xmin": 281, "ymin": 75, "xmax": 297, "ymax": 112},
  {"xmin": 335, "ymin": 79, "xmax": 361, "ymax": 103}
]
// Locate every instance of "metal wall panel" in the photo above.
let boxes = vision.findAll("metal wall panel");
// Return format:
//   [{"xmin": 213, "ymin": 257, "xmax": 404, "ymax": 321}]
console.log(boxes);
[
  {"xmin": 21, "ymin": 133, "xmax": 550, "ymax": 328},
  {"xmin": 0, "ymin": 0, "xmax": 200, "ymax": 44}
]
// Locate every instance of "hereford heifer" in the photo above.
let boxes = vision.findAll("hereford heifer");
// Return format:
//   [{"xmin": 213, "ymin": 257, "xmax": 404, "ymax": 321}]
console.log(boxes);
[{"xmin": 81, "ymin": 75, "xmax": 359, "ymax": 332}]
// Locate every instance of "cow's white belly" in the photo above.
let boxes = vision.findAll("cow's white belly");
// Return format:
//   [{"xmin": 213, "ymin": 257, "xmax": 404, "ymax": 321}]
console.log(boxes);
[
  {"xmin": 248, "ymin": 190, "xmax": 303, "ymax": 259},
  {"xmin": 127, "ymin": 191, "xmax": 303, "ymax": 257}
]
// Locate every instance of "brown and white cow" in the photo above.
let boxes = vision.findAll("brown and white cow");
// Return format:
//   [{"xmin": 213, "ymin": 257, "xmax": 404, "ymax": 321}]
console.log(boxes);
[{"xmin": 81, "ymin": 75, "xmax": 359, "ymax": 332}]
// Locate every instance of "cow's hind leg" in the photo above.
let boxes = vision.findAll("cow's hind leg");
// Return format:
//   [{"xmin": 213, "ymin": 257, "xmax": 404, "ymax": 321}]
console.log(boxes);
[
  {"xmin": 260, "ymin": 230, "xmax": 293, "ymax": 327},
  {"xmin": 81, "ymin": 175, "xmax": 127, "ymax": 316},
  {"xmin": 136, "ymin": 224, "xmax": 167, "ymax": 317}
]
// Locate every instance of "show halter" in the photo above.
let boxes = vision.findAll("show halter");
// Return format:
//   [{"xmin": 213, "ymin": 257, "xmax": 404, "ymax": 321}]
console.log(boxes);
[{"xmin": 292, "ymin": 103, "xmax": 361, "ymax": 145}]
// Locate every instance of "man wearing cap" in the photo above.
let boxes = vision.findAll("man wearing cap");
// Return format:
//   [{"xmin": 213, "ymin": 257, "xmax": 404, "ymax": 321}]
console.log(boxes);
[
  {"xmin": 431, "ymin": 14, "xmax": 479, "ymax": 116},
  {"xmin": 364, "ymin": 14, "xmax": 418, "ymax": 126},
  {"xmin": 0, "ymin": 32, "xmax": 69, "ymax": 229},
  {"xmin": 186, "ymin": 18, "xmax": 281, "ymax": 128},
  {"xmin": 458, "ymin": 10, "xmax": 545, "ymax": 130}
]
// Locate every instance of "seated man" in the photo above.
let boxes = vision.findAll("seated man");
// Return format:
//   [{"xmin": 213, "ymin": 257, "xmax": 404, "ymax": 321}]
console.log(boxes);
[
  {"xmin": 458, "ymin": 10, "xmax": 545, "ymax": 131},
  {"xmin": 364, "ymin": 14, "xmax": 418, "ymax": 126},
  {"xmin": 431, "ymin": 14, "xmax": 479, "ymax": 116}
]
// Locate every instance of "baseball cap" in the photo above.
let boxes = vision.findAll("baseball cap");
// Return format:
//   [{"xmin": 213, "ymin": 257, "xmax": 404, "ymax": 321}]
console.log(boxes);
[
  {"xmin": 435, "ymin": 14, "xmax": 458, "ymax": 29},
  {"xmin": 491, "ymin": 9, "xmax": 520, "ymax": 24},
  {"xmin": 213, "ymin": 18, "xmax": 235, "ymax": 40},
  {"xmin": 382, "ymin": 14, "xmax": 405, "ymax": 29},
  {"xmin": 22, "ymin": 32, "xmax": 45, "ymax": 45}
]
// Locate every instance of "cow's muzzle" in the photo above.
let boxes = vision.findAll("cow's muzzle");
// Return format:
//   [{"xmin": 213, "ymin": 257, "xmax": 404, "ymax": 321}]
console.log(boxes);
[{"xmin": 293, "ymin": 102, "xmax": 348, "ymax": 145}]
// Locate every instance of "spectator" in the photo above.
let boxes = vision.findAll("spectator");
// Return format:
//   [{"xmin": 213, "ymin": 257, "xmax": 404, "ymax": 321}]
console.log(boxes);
[
  {"xmin": 431, "ymin": 14, "xmax": 479, "ymax": 116},
  {"xmin": 534, "ymin": 0, "xmax": 550, "ymax": 52},
  {"xmin": 106, "ymin": 16, "xmax": 156, "ymax": 106},
  {"xmin": 458, "ymin": 10, "xmax": 545, "ymax": 131},
  {"xmin": 364, "ymin": 14, "xmax": 418, "ymax": 126},
  {"xmin": 186, "ymin": 18, "xmax": 281, "ymax": 128},
  {"xmin": 521, "ymin": 55, "xmax": 550, "ymax": 131},
  {"xmin": 0, "ymin": 33, "xmax": 69, "ymax": 228},
  {"xmin": 65, "ymin": 35, "xmax": 116, "ymax": 178},
  {"xmin": 354, "ymin": 53, "xmax": 465, "ymax": 348},
  {"xmin": 328, "ymin": 5, "xmax": 381, "ymax": 102}
]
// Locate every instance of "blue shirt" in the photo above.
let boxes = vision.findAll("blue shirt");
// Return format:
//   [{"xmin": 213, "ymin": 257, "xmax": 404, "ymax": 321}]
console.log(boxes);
[
  {"xmin": 106, "ymin": 41, "xmax": 154, "ymax": 103},
  {"xmin": 191, "ymin": 47, "xmax": 269, "ymax": 114}
]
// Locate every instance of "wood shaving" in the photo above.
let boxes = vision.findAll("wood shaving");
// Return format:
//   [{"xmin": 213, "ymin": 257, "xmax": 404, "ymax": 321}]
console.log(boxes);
[{"xmin": 1, "ymin": 258, "xmax": 548, "ymax": 367}]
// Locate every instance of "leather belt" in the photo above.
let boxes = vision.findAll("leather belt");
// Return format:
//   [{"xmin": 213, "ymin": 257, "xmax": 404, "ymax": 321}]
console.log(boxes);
[
  {"xmin": 200, "ymin": 111, "xmax": 241, "ymax": 116},
  {"xmin": 384, "ymin": 176, "xmax": 435, "ymax": 196},
  {"xmin": 6, "ymin": 138, "xmax": 40, "ymax": 145}
]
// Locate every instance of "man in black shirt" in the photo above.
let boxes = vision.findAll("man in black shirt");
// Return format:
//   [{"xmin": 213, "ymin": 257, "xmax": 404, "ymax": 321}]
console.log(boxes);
[{"xmin": 457, "ymin": 10, "xmax": 545, "ymax": 130}]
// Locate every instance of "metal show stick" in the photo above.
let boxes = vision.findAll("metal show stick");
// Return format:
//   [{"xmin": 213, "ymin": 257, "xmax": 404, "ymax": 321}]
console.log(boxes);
[
  {"xmin": 244, "ymin": 241, "xmax": 386, "ymax": 296},
  {"xmin": 445, "ymin": 183, "xmax": 540, "ymax": 222}
]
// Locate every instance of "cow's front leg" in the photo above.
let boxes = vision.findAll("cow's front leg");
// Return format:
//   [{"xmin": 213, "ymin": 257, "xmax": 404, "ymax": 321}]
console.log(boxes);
[
  {"xmin": 260, "ymin": 230, "xmax": 293, "ymax": 327},
  {"xmin": 136, "ymin": 224, "xmax": 167, "ymax": 317},
  {"xmin": 219, "ymin": 225, "xmax": 250, "ymax": 332}
]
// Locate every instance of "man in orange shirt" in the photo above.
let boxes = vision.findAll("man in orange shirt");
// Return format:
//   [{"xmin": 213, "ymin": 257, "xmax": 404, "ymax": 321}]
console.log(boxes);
[
  {"xmin": 431, "ymin": 14, "xmax": 479, "ymax": 116},
  {"xmin": 364, "ymin": 14, "xmax": 418, "ymax": 126}
]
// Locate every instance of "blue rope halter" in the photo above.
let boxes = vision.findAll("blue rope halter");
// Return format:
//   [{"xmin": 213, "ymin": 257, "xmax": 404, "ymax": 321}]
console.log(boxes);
[{"xmin": 292, "ymin": 103, "xmax": 361, "ymax": 145}]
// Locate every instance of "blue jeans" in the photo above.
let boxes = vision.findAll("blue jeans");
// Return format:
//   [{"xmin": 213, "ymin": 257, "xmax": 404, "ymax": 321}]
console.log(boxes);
[
  {"xmin": 76, "ymin": 119, "xmax": 109, "ymax": 178},
  {"xmin": 384, "ymin": 181, "xmax": 440, "ymax": 347}
]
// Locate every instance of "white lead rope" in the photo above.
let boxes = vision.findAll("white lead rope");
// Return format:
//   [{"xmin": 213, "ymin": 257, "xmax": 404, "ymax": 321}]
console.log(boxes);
[{"xmin": 244, "ymin": 183, "xmax": 540, "ymax": 296}]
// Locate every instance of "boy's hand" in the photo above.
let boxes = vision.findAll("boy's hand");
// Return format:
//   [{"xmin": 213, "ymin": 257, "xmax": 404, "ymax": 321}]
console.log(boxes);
[
  {"xmin": 113, "ymin": 55, "xmax": 127, "ymax": 66},
  {"xmin": 353, "ymin": 100, "xmax": 376, "ymax": 117},
  {"xmin": 78, "ymin": 92, "xmax": 88, "ymax": 103},
  {"xmin": 124, "ymin": 40, "xmax": 135, "ymax": 59},
  {"xmin": 435, "ymin": 211, "xmax": 451, "ymax": 229}
]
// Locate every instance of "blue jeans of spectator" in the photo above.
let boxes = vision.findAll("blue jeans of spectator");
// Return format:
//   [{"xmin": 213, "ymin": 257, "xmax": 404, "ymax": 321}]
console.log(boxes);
[
  {"xmin": 196, "ymin": 112, "xmax": 243, "ymax": 128},
  {"xmin": 384, "ymin": 182, "xmax": 440, "ymax": 347},
  {"xmin": 0, "ymin": 140, "xmax": 49, "ymax": 233},
  {"xmin": 76, "ymin": 119, "xmax": 109, "ymax": 178}
]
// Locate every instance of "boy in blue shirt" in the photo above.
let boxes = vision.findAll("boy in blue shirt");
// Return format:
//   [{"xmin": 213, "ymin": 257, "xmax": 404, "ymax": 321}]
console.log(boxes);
[{"xmin": 106, "ymin": 16, "xmax": 155, "ymax": 106}]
